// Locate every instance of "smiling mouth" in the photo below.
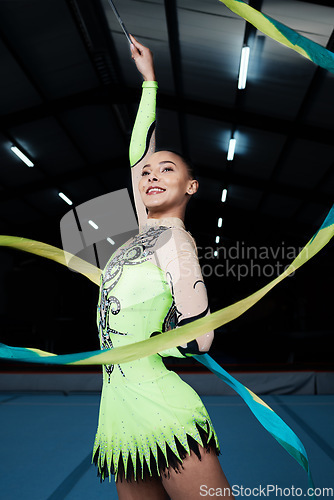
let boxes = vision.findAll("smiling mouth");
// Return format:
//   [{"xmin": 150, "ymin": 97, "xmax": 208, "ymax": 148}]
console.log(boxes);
[{"xmin": 146, "ymin": 187, "xmax": 166, "ymax": 195}]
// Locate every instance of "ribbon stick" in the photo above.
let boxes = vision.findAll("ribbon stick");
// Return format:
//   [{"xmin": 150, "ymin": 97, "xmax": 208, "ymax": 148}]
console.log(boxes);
[
  {"xmin": 107, "ymin": 0, "xmax": 132, "ymax": 45},
  {"xmin": 219, "ymin": 0, "xmax": 334, "ymax": 74}
]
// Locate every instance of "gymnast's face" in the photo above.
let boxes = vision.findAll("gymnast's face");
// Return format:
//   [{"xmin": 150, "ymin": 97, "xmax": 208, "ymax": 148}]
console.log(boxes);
[{"xmin": 138, "ymin": 151, "xmax": 198, "ymax": 217}]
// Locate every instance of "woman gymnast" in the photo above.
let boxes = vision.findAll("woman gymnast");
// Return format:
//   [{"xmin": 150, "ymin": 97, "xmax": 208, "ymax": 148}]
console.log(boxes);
[{"xmin": 92, "ymin": 34, "xmax": 234, "ymax": 499}]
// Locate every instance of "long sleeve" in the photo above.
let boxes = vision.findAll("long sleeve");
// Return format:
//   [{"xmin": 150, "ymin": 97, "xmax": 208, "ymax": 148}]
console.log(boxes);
[
  {"xmin": 153, "ymin": 227, "xmax": 214, "ymax": 358},
  {"xmin": 129, "ymin": 81, "xmax": 158, "ymax": 228}
]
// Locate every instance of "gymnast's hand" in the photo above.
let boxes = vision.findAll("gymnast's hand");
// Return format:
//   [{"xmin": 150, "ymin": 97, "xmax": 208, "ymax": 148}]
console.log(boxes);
[{"xmin": 130, "ymin": 34, "xmax": 156, "ymax": 82}]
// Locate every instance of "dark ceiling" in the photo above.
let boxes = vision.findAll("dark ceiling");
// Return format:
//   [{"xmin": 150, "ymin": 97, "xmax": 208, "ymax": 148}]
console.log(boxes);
[
  {"xmin": 1, "ymin": 0, "xmax": 334, "ymax": 242},
  {"xmin": 0, "ymin": 0, "xmax": 333, "ymax": 366}
]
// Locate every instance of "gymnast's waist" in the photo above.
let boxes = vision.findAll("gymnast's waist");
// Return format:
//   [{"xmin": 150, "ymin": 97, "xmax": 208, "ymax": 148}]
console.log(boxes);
[{"xmin": 101, "ymin": 353, "xmax": 169, "ymax": 384}]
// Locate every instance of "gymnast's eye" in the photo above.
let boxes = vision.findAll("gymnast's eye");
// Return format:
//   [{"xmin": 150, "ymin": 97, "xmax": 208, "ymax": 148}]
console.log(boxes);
[
  {"xmin": 141, "ymin": 170, "xmax": 150, "ymax": 176},
  {"xmin": 162, "ymin": 167, "xmax": 173, "ymax": 172}
]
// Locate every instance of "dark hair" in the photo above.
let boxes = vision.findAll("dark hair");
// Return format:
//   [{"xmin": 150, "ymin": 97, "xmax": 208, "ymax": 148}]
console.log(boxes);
[{"xmin": 157, "ymin": 149, "xmax": 197, "ymax": 180}]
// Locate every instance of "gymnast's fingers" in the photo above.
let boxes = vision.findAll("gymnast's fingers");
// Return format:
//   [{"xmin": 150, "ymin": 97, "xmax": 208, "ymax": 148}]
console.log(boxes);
[
  {"xmin": 130, "ymin": 34, "xmax": 146, "ymax": 52},
  {"xmin": 129, "ymin": 34, "xmax": 155, "ymax": 81}
]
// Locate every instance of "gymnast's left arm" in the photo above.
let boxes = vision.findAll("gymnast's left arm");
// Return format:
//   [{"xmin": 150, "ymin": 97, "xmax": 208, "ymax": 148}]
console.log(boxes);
[
  {"xmin": 152, "ymin": 228, "xmax": 214, "ymax": 358},
  {"xmin": 129, "ymin": 35, "xmax": 157, "ymax": 228}
]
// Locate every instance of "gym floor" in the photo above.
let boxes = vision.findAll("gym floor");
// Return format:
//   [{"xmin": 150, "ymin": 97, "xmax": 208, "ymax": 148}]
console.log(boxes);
[{"xmin": 1, "ymin": 393, "xmax": 333, "ymax": 499}]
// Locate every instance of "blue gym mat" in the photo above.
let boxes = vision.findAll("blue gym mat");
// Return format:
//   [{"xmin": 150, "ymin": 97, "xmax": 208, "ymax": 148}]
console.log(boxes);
[{"xmin": 0, "ymin": 393, "xmax": 333, "ymax": 499}]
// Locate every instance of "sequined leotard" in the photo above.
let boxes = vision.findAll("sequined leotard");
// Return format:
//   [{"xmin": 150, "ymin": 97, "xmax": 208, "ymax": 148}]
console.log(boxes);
[{"xmin": 92, "ymin": 81, "xmax": 220, "ymax": 482}]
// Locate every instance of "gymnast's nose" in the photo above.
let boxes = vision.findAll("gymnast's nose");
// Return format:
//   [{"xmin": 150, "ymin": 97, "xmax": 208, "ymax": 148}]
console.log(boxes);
[{"xmin": 148, "ymin": 172, "xmax": 159, "ymax": 181}]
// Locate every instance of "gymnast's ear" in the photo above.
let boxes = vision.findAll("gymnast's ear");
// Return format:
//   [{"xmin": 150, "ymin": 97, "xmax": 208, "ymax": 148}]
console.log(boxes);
[{"xmin": 186, "ymin": 179, "xmax": 199, "ymax": 196}]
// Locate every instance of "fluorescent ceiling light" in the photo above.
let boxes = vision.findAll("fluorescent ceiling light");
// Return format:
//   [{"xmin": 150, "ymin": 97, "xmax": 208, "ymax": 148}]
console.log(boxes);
[
  {"xmin": 238, "ymin": 46, "xmax": 250, "ymax": 90},
  {"xmin": 107, "ymin": 237, "xmax": 115, "ymax": 245},
  {"xmin": 10, "ymin": 146, "xmax": 34, "ymax": 167},
  {"xmin": 58, "ymin": 192, "xmax": 73, "ymax": 206},
  {"xmin": 218, "ymin": 217, "xmax": 223, "ymax": 228},
  {"xmin": 88, "ymin": 220, "xmax": 99, "ymax": 230},
  {"xmin": 227, "ymin": 139, "xmax": 236, "ymax": 161},
  {"xmin": 215, "ymin": 236, "xmax": 220, "ymax": 244},
  {"xmin": 221, "ymin": 188, "xmax": 227, "ymax": 203},
  {"xmin": 214, "ymin": 250, "xmax": 218, "ymax": 257}
]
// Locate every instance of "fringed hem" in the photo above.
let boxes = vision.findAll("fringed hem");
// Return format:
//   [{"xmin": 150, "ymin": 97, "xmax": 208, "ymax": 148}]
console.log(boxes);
[{"xmin": 93, "ymin": 421, "xmax": 220, "ymax": 483}]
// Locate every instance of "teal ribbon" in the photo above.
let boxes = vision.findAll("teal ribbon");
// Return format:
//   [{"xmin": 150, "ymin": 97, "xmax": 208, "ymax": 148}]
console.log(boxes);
[{"xmin": 195, "ymin": 353, "xmax": 315, "ymax": 495}]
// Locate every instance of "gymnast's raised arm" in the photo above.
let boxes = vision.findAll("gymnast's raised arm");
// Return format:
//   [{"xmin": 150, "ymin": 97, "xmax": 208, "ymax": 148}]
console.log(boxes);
[{"xmin": 129, "ymin": 35, "xmax": 158, "ymax": 228}]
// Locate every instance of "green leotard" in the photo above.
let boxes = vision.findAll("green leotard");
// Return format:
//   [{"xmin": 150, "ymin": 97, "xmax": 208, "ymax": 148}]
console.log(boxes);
[{"xmin": 92, "ymin": 82, "xmax": 220, "ymax": 482}]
